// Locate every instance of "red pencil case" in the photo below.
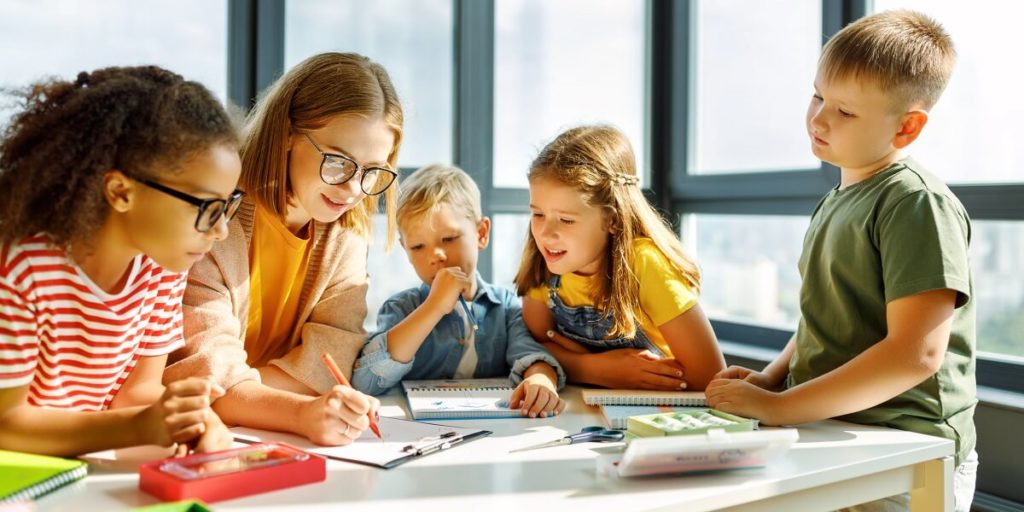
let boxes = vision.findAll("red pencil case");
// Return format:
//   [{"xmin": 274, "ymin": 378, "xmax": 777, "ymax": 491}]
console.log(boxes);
[{"xmin": 139, "ymin": 442, "xmax": 326, "ymax": 503}]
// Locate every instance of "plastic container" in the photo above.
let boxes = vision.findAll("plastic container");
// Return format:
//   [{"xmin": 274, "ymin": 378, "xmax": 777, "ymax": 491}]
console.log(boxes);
[
  {"xmin": 627, "ymin": 409, "xmax": 758, "ymax": 437},
  {"xmin": 139, "ymin": 442, "xmax": 325, "ymax": 503},
  {"xmin": 598, "ymin": 428, "xmax": 799, "ymax": 477}
]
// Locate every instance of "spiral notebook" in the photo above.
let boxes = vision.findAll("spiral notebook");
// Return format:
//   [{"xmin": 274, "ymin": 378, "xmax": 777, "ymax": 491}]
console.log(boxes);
[
  {"xmin": 402, "ymin": 378, "xmax": 519, "ymax": 420},
  {"xmin": 0, "ymin": 450, "xmax": 88, "ymax": 503},
  {"xmin": 581, "ymin": 389, "xmax": 707, "ymax": 406}
]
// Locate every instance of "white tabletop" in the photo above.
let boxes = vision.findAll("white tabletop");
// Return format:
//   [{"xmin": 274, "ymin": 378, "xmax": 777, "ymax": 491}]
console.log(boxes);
[{"xmin": 36, "ymin": 386, "xmax": 954, "ymax": 511}]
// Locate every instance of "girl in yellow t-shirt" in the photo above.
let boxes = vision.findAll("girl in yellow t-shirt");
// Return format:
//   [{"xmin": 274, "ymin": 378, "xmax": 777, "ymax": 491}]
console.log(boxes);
[{"xmin": 516, "ymin": 125, "xmax": 725, "ymax": 391}]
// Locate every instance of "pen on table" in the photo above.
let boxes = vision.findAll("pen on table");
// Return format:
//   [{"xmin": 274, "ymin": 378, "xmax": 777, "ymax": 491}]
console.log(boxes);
[
  {"xmin": 458, "ymin": 296, "xmax": 478, "ymax": 331},
  {"xmin": 321, "ymin": 352, "xmax": 381, "ymax": 439}
]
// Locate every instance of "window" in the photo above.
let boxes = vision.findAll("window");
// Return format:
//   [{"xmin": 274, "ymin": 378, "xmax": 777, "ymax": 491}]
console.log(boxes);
[
  {"xmin": 684, "ymin": 214, "xmax": 808, "ymax": 329},
  {"xmin": 491, "ymin": 214, "xmax": 531, "ymax": 289},
  {"xmin": 493, "ymin": 0, "xmax": 647, "ymax": 188},
  {"xmin": 872, "ymin": 0, "xmax": 1024, "ymax": 183},
  {"xmin": 285, "ymin": 0, "xmax": 454, "ymax": 168},
  {"xmin": 364, "ymin": 215, "xmax": 421, "ymax": 332},
  {"xmin": 972, "ymin": 221, "xmax": 1024, "ymax": 359},
  {"xmin": 0, "ymin": 0, "xmax": 227, "ymax": 123},
  {"xmin": 693, "ymin": 0, "xmax": 821, "ymax": 174}
]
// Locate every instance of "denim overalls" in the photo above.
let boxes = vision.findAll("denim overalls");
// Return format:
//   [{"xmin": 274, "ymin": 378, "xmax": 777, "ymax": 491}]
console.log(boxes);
[{"xmin": 546, "ymin": 276, "xmax": 664, "ymax": 356}]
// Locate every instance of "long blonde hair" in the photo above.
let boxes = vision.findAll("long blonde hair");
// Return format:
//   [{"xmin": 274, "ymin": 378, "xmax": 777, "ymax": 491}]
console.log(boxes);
[
  {"xmin": 240, "ymin": 52, "xmax": 403, "ymax": 246},
  {"xmin": 514, "ymin": 125, "xmax": 701, "ymax": 338}
]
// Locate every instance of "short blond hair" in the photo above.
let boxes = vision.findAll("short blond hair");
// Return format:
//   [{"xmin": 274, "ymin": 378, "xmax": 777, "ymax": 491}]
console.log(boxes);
[
  {"xmin": 397, "ymin": 164, "xmax": 482, "ymax": 232},
  {"xmin": 820, "ymin": 10, "xmax": 955, "ymax": 111}
]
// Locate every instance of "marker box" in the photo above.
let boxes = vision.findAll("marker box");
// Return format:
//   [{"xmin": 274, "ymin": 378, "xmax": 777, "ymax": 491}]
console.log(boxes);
[{"xmin": 139, "ymin": 442, "xmax": 325, "ymax": 503}]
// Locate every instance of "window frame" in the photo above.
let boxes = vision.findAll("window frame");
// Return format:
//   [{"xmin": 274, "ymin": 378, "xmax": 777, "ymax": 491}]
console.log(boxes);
[{"xmin": 230, "ymin": 0, "xmax": 1024, "ymax": 393}]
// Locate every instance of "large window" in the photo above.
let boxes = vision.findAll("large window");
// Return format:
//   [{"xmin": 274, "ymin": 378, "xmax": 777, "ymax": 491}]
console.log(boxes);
[
  {"xmin": 872, "ymin": 0, "xmax": 1024, "ymax": 183},
  {"xmin": 284, "ymin": 0, "xmax": 454, "ymax": 168},
  {"xmin": 0, "ymin": 0, "xmax": 227, "ymax": 123},
  {"xmin": 693, "ymin": 0, "xmax": 821, "ymax": 174},
  {"xmin": 493, "ymin": 0, "xmax": 647, "ymax": 188},
  {"xmin": 972, "ymin": 221, "xmax": 1024, "ymax": 359},
  {"xmin": 684, "ymin": 214, "xmax": 808, "ymax": 329},
  {"xmin": 869, "ymin": 0, "xmax": 1024, "ymax": 360}
]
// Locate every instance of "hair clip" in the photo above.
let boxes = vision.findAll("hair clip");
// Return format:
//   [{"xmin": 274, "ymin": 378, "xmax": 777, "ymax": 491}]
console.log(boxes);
[
  {"xmin": 611, "ymin": 173, "xmax": 639, "ymax": 186},
  {"xmin": 74, "ymin": 72, "xmax": 91, "ymax": 88}
]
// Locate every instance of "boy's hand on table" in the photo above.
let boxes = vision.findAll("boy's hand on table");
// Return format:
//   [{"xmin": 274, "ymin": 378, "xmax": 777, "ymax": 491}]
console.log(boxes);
[
  {"xmin": 712, "ymin": 365, "xmax": 781, "ymax": 391},
  {"xmin": 705, "ymin": 377, "xmax": 783, "ymax": 425},
  {"xmin": 510, "ymin": 373, "xmax": 565, "ymax": 418}
]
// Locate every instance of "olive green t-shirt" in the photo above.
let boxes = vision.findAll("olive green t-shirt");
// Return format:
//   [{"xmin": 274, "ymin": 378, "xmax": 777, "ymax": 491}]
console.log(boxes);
[{"xmin": 787, "ymin": 157, "xmax": 976, "ymax": 465}]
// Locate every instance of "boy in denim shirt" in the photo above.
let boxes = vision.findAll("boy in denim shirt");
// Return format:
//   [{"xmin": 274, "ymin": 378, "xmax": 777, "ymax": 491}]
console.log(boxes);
[
  {"xmin": 706, "ymin": 10, "xmax": 977, "ymax": 511},
  {"xmin": 353, "ymin": 164, "xmax": 565, "ymax": 417}
]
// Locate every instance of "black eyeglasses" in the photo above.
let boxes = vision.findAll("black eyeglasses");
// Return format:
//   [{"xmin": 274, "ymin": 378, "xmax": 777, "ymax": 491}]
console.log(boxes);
[
  {"xmin": 303, "ymin": 133, "xmax": 397, "ymax": 196},
  {"xmin": 139, "ymin": 179, "xmax": 245, "ymax": 233}
]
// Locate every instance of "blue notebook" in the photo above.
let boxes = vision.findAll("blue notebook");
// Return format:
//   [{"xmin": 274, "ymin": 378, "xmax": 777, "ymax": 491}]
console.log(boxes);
[{"xmin": 600, "ymin": 405, "xmax": 705, "ymax": 429}]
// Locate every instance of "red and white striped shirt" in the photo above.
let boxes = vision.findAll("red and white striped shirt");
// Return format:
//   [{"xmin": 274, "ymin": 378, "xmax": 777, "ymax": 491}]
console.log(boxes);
[{"xmin": 0, "ymin": 234, "xmax": 186, "ymax": 410}]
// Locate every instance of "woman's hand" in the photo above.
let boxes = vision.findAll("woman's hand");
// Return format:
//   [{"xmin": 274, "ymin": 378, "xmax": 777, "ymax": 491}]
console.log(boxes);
[{"xmin": 298, "ymin": 385, "xmax": 380, "ymax": 446}]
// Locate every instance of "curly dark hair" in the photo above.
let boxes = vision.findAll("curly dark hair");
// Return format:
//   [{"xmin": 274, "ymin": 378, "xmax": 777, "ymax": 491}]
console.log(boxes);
[{"xmin": 0, "ymin": 65, "xmax": 239, "ymax": 245}]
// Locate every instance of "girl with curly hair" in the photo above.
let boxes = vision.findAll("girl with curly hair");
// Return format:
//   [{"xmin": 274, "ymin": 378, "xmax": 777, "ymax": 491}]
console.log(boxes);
[{"xmin": 0, "ymin": 66, "xmax": 241, "ymax": 456}]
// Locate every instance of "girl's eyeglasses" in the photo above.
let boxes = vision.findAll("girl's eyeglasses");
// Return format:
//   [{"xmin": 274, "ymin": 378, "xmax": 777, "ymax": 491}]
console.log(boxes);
[{"xmin": 139, "ymin": 179, "xmax": 245, "ymax": 233}]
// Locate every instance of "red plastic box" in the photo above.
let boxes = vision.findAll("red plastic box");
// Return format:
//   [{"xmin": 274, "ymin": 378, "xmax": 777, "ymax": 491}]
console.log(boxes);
[{"xmin": 139, "ymin": 442, "xmax": 326, "ymax": 503}]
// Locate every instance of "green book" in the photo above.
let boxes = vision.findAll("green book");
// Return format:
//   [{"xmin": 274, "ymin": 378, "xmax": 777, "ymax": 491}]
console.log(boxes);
[{"xmin": 0, "ymin": 450, "xmax": 88, "ymax": 503}]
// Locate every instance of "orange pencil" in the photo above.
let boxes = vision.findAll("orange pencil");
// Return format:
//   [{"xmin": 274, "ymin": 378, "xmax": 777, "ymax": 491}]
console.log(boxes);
[{"xmin": 321, "ymin": 352, "xmax": 381, "ymax": 439}]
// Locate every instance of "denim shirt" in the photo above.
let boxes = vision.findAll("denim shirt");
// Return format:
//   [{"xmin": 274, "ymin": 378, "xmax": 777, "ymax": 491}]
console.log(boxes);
[{"xmin": 352, "ymin": 274, "xmax": 566, "ymax": 396}]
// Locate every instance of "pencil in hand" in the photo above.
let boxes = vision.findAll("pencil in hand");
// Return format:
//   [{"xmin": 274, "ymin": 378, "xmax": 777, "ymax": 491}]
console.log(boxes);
[
  {"xmin": 321, "ymin": 352, "xmax": 381, "ymax": 439},
  {"xmin": 459, "ymin": 296, "xmax": 478, "ymax": 331}
]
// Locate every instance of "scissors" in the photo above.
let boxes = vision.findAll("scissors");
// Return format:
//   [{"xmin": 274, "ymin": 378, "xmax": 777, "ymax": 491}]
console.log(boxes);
[{"xmin": 509, "ymin": 426, "xmax": 625, "ymax": 453}]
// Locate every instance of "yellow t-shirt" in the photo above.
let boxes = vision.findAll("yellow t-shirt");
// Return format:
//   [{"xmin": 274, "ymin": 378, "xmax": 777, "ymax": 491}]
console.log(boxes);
[
  {"xmin": 245, "ymin": 205, "xmax": 313, "ymax": 367},
  {"xmin": 526, "ymin": 238, "xmax": 698, "ymax": 357}
]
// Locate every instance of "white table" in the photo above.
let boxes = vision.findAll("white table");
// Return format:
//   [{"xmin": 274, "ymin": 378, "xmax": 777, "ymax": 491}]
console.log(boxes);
[{"xmin": 37, "ymin": 387, "xmax": 953, "ymax": 511}]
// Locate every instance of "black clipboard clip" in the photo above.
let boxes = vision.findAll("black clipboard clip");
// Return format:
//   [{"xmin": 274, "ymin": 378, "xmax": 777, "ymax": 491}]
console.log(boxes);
[{"xmin": 401, "ymin": 431, "xmax": 465, "ymax": 456}]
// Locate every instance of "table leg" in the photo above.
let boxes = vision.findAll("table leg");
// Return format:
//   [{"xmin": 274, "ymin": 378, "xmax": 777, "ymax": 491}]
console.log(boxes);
[{"xmin": 910, "ymin": 455, "xmax": 953, "ymax": 512}]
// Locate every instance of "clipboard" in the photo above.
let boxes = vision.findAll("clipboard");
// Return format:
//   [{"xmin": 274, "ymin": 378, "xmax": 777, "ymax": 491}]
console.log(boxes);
[{"xmin": 232, "ymin": 416, "xmax": 491, "ymax": 469}]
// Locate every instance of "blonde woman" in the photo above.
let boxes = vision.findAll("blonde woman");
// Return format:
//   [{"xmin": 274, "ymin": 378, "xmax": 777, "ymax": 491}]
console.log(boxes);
[{"xmin": 165, "ymin": 53, "xmax": 402, "ymax": 445}]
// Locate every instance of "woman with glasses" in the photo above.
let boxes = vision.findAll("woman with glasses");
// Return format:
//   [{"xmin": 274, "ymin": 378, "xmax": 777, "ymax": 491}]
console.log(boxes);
[
  {"xmin": 0, "ymin": 66, "xmax": 240, "ymax": 456},
  {"xmin": 164, "ymin": 52, "xmax": 401, "ymax": 445}
]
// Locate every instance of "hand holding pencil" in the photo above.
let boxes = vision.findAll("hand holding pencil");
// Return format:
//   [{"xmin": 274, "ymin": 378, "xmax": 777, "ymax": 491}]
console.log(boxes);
[{"xmin": 322, "ymin": 352, "xmax": 382, "ymax": 439}]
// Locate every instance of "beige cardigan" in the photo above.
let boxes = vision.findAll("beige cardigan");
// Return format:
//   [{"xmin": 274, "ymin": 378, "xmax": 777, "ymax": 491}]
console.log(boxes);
[{"xmin": 164, "ymin": 199, "xmax": 369, "ymax": 394}]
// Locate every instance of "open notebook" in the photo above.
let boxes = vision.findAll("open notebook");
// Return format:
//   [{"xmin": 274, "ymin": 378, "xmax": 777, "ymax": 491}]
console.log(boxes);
[
  {"xmin": 0, "ymin": 450, "xmax": 87, "ymax": 504},
  {"xmin": 402, "ymin": 378, "xmax": 520, "ymax": 420},
  {"xmin": 581, "ymin": 389, "xmax": 707, "ymax": 406}
]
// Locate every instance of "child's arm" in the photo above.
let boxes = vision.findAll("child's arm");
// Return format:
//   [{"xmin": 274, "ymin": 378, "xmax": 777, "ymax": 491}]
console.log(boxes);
[
  {"xmin": 707, "ymin": 289, "xmax": 956, "ymax": 425},
  {"xmin": 509, "ymin": 362, "xmax": 565, "ymax": 418},
  {"xmin": 210, "ymin": 380, "xmax": 379, "ymax": 446},
  {"xmin": 0, "ymin": 377, "xmax": 223, "ymax": 457},
  {"xmin": 109, "ymin": 355, "xmax": 172, "ymax": 408},
  {"xmin": 522, "ymin": 297, "xmax": 687, "ymax": 390},
  {"xmin": 713, "ymin": 334, "xmax": 796, "ymax": 391},
  {"xmin": 385, "ymin": 267, "xmax": 472, "ymax": 363},
  {"xmin": 658, "ymin": 303, "xmax": 726, "ymax": 390}
]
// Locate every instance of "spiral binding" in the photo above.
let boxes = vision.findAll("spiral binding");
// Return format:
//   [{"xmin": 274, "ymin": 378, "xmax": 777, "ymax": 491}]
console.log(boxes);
[{"xmin": 1, "ymin": 464, "xmax": 87, "ymax": 504}]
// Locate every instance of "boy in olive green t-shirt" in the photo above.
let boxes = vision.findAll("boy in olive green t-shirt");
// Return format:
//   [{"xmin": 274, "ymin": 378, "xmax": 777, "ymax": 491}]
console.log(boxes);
[{"xmin": 706, "ymin": 10, "xmax": 977, "ymax": 512}]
